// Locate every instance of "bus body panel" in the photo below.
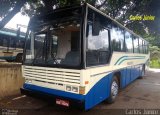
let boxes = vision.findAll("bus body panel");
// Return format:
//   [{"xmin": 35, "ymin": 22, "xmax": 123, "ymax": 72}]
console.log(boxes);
[
  {"xmin": 22, "ymin": 63, "xmax": 147, "ymax": 110},
  {"xmin": 22, "ymin": 51, "xmax": 149, "ymax": 110},
  {"xmin": 84, "ymin": 72, "xmax": 113, "ymax": 110},
  {"xmin": 23, "ymin": 83, "xmax": 85, "ymax": 101}
]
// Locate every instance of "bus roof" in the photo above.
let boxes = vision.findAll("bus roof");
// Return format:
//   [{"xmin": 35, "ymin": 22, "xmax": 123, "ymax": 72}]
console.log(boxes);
[{"xmin": 0, "ymin": 28, "xmax": 25, "ymax": 38}]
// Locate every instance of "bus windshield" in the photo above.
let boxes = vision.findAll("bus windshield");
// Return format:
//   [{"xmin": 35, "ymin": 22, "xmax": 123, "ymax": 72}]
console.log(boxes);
[{"xmin": 24, "ymin": 7, "xmax": 82, "ymax": 68}]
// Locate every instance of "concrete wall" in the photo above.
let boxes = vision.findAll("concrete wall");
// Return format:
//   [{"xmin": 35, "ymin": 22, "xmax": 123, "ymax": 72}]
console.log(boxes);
[{"xmin": 0, "ymin": 63, "xmax": 24, "ymax": 98}]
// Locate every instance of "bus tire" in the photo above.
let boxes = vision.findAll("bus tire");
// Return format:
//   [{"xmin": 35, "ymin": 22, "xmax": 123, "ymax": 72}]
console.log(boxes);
[
  {"xmin": 106, "ymin": 76, "xmax": 119, "ymax": 104},
  {"xmin": 139, "ymin": 64, "xmax": 145, "ymax": 79},
  {"xmin": 15, "ymin": 53, "xmax": 23, "ymax": 62}
]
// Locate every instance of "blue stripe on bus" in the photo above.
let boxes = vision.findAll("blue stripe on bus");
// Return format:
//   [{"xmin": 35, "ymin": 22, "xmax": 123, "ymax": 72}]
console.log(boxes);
[
  {"xmin": 23, "ymin": 83, "xmax": 85, "ymax": 101},
  {"xmin": 0, "ymin": 56, "xmax": 16, "ymax": 60},
  {"xmin": 117, "ymin": 57, "xmax": 145, "ymax": 65},
  {"xmin": 114, "ymin": 56, "xmax": 128, "ymax": 65},
  {"xmin": 114, "ymin": 56, "xmax": 145, "ymax": 65}
]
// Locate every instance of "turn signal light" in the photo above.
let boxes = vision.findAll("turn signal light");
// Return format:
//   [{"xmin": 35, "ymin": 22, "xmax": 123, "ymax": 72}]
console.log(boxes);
[
  {"xmin": 85, "ymin": 81, "xmax": 89, "ymax": 84},
  {"xmin": 79, "ymin": 86, "xmax": 85, "ymax": 94}
]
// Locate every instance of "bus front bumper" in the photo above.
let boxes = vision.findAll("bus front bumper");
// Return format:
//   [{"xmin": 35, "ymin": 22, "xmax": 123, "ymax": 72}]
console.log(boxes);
[{"xmin": 20, "ymin": 84, "xmax": 85, "ymax": 109}]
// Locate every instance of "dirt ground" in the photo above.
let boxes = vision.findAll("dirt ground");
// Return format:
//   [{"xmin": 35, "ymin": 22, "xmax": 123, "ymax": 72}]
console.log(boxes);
[{"xmin": 0, "ymin": 69, "xmax": 160, "ymax": 115}]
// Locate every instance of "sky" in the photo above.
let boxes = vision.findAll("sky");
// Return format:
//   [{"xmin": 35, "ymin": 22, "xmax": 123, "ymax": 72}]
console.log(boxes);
[{"xmin": 4, "ymin": 12, "xmax": 30, "ymax": 32}]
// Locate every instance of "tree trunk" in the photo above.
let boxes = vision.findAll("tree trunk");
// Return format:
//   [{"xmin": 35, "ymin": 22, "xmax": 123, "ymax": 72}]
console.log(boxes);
[{"xmin": 0, "ymin": 0, "xmax": 27, "ymax": 30}]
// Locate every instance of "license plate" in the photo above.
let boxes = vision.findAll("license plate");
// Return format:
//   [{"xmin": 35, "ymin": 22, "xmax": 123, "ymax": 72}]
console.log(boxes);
[{"xmin": 56, "ymin": 99, "xmax": 69, "ymax": 107}]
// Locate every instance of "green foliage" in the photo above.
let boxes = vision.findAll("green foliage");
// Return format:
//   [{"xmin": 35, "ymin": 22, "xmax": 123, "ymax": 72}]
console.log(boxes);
[
  {"xmin": 1, "ymin": 0, "xmax": 160, "ymax": 68},
  {"xmin": 0, "ymin": 0, "xmax": 17, "ymax": 18},
  {"xmin": 149, "ymin": 45, "xmax": 160, "ymax": 68},
  {"xmin": 150, "ymin": 59, "xmax": 160, "ymax": 68},
  {"xmin": 149, "ymin": 46, "xmax": 160, "ymax": 60},
  {"xmin": 144, "ymin": 34, "xmax": 160, "ymax": 48},
  {"xmin": 21, "ymin": 0, "xmax": 43, "ymax": 17}
]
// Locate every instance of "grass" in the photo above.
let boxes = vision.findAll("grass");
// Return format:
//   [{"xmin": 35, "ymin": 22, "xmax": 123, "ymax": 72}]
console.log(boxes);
[{"xmin": 150, "ymin": 59, "xmax": 160, "ymax": 68}]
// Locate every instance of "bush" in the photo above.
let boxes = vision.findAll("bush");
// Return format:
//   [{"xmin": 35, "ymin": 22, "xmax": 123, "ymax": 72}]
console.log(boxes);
[
  {"xmin": 149, "ymin": 46, "xmax": 160, "ymax": 68},
  {"xmin": 150, "ymin": 59, "xmax": 160, "ymax": 68}
]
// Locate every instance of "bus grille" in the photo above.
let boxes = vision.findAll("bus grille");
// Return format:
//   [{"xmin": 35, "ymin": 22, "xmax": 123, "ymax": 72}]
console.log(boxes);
[{"xmin": 23, "ymin": 66, "xmax": 81, "ymax": 86}]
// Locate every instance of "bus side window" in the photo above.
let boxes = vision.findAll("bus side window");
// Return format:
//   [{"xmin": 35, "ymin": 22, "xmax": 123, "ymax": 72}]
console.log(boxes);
[
  {"xmin": 86, "ymin": 9, "xmax": 111, "ymax": 67},
  {"xmin": 142, "ymin": 41, "xmax": 145, "ymax": 54},
  {"xmin": 0, "ymin": 37, "xmax": 2, "ymax": 46},
  {"xmin": 86, "ymin": 24, "xmax": 110, "ymax": 66},
  {"xmin": 125, "ymin": 31, "xmax": 133, "ymax": 53},
  {"xmin": 133, "ymin": 37, "xmax": 139, "ymax": 53},
  {"xmin": 10, "ymin": 37, "xmax": 16, "ymax": 49},
  {"xmin": 142, "ymin": 40, "xmax": 146, "ymax": 54},
  {"xmin": 111, "ymin": 25, "xmax": 125, "ymax": 52},
  {"xmin": 3, "ymin": 38, "xmax": 8, "ymax": 47},
  {"xmin": 139, "ymin": 39, "xmax": 143, "ymax": 53},
  {"xmin": 145, "ymin": 42, "xmax": 149, "ymax": 54}
]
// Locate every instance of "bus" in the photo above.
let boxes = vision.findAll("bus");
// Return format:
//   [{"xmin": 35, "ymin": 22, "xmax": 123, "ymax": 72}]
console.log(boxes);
[
  {"xmin": 0, "ymin": 28, "xmax": 25, "ymax": 62},
  {"xmin": 21, "ymin": 3, "xmax": 149, "ymax": 110}
]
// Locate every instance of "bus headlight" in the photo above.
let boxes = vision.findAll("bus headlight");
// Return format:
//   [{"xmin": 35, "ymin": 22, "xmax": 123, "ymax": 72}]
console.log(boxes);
[
  {"xmin": 72, "ymin": 86, "xmax": 78, "ymax": 92},
  {"xmin": 66, "ymin": 85, "xmax": 79, "ymax": 93},
  {"xmin": 66, "ymin": 85, "xmax": 71, "ymax": 91}
]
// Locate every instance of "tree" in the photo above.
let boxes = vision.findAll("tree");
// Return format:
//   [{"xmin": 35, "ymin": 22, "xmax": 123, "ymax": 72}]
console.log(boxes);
[
  {"xmin": 0, "ymin": 0, "xmax": 159, "ymax": 47},
  {"xmin": 0, "ymin": 0, "xmax": 107, "ymax": 29},
  {"xmin": 0, "ymin": 0, "xmax": 27, "ymax": 29}
]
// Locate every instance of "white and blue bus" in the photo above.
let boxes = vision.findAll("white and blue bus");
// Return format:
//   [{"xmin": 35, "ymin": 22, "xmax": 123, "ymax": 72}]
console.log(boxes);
[
  {"xmin": 0, "ymin": 28, "xmax": 25, "ymax": 62},
  {"xmin": 21, "ymin": 3, "xmax": 149, "ymax": 110}
]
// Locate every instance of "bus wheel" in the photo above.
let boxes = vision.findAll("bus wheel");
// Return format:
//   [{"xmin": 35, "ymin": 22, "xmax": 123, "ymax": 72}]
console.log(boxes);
[
  {"xmin": 6, "ymin": 60, "xmax": 13, "ymax": 62},
  {"xmin": 15, "ymin": 53, "xmax": 22, "ymax": 62},
  {"xmin": 107, "ymin": 77, "xmax": 119, "ymax": 104}
]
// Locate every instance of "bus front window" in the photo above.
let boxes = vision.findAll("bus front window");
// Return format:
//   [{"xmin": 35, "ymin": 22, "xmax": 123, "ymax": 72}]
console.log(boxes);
[{"xmin": 24, "ymin": 20, "xmax": 81, "ymax": 68}]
